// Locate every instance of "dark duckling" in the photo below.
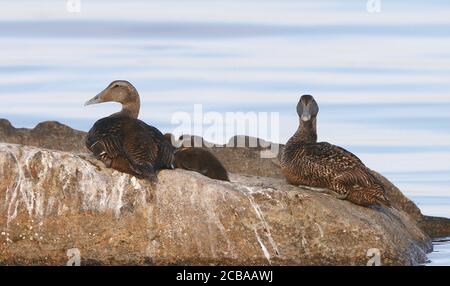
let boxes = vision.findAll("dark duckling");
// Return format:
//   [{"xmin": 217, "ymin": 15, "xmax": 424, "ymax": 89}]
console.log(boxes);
[
  {"xmin": 84, "ymin": 80, "xmax": 175, "ymax": 180},
  {"xmin": 164, "ymin": 133, "xmax": 230, "ymax": 181},
  {"xmin": 280, "ymin": 95, "xmax": 390, "ymax": 207}
]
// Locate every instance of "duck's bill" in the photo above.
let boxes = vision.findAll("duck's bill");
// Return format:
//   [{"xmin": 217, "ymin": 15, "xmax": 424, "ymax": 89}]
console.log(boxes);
[
  {"xmin": 84, "ymin": 93, "xmax": 103, "ymax": 106},
  {"xmin": 301, "ymin": 114, "xmax": 311, "ymax": 122}
]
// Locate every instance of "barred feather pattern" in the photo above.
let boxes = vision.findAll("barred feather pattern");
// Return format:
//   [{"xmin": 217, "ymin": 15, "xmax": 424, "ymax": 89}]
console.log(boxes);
[
  {"xmin": 280, "ymin": 128, "xmax": 390, "ymax": 207},
  {"xmin": 85, "ymin": 115, "xmax": 175, "ymax": 180}
]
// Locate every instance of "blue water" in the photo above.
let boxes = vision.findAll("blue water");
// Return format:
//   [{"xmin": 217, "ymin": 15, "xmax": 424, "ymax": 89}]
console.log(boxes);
[
  {"xmin": 426, "ymin": 238, "xmax": 450, "ymax": 266},
  {"xmin": 0, "ymin": 0, "xmax": 449, "ymax": 265}
]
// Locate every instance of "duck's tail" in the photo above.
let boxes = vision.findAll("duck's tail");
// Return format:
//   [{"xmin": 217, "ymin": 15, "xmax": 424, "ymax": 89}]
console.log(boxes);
[
  {"xmin": 373, "ymin": 192, "xmax": 391, "ymax": 207},
  {"xmin": 346, "ymin": 183, "xmax": 391, "ymax": 208}
]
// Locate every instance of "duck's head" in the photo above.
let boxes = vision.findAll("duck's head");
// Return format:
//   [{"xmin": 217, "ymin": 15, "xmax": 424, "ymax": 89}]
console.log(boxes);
[
  {"xmin": 85, "ymin": 80, "xmax": 139, "ymax": 106},
  {"xmin": 297, "ymin": 94, "xmax": 318, "ymax": 122},
  {"xmin": 85, "ymin": 80, "xmax": 140, "ymax": 118}
]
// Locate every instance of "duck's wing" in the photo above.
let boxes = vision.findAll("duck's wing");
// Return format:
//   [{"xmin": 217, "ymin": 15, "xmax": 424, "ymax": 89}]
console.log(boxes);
[
  {"xmin": 85, "ymin": 118, "xmax": 124, "ymax": 160},
  {"xmin": 135, "ymin": 120, "xmax": 175, "ymax": 170},
  {"xmin": 298, "ymin": 142, "xmax": 390, "ymax": 206},
  {"xmin": 299, "ymin": 142, "xmax": 379, "ymax": 185},
  {"xmin": 157, "ymin": 140, "xmax": 176, "ymax": 169},
  {"xmin": 120, "ymin": 121, "xmax": 160, "ymax": 172},
  {"xmin": 86, "ymin": 117, "xmax": 158, "ymax": 179}
]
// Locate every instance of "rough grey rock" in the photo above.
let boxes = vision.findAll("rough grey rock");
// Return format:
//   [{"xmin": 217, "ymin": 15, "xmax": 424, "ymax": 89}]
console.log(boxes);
[
  {"xmin": 1, "ymin": 119, "xmax": 449, "ymax": 238},
  {"xmin": 0, "ymin": 119, "xmax": 87, "ymax": 153},
  {"xmin": 420, "ymin": 216, "xmax": 450, "ymax": 239},
  {"xmin": 0, "ymin": 143, "xmax": 431, "ymax": 265}
]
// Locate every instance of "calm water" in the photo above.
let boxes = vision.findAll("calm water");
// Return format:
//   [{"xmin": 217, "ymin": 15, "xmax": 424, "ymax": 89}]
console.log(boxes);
[{"xmin": 0, "ymin": 0, "xmax": 449, "ymax": 265}]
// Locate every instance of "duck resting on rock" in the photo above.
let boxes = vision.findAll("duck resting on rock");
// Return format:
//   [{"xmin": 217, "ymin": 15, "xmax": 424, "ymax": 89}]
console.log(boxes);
[
  {"xmin": 280, "ymin": 95, "xmax": 390, "ymax": 207},
  {"xmin": 164, "ymin": 133, "xmax": 230, "ymax": 181},
  {"xmin": 84, "ymin": 80, "xmax": 175, "ymax": 181}
]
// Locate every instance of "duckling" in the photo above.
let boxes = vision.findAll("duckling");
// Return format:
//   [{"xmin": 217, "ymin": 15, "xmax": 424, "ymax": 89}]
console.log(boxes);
[{"xmin": 164, "ymin": 133, "xmax": 230, "ymax": 181}]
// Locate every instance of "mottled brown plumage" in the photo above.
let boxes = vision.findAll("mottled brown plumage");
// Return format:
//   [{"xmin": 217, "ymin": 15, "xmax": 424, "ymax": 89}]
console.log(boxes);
[
  {"xmin": 164, "ymin": 133, "xmax": 230, "ymax": 181},
  {"xmin": 280, "ymin": 95, "xmax": 390, "ymax": 207},
  {"xmin": 85, "ymin": 80, "xmax": 175, "ymax": 180}
]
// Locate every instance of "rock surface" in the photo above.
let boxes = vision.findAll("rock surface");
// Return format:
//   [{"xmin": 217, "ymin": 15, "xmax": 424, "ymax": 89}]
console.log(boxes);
[
  {"xmin": 1, "ymin": 118, "xmax": 449, "ymax": 239},
  {"xmin": 0, "ymin": 143, "xmax": 432, "ymax": 265},
  {"xmin": 0, "ymin": 119, "xmax": 87, "ymax": 153},
  {"xmin": 420, "ymin": 216, "xmax": 450, "ymax": 239},
  {"xmin": 209, "ymin": 143, "xmax": 450, "ymax": 239}
]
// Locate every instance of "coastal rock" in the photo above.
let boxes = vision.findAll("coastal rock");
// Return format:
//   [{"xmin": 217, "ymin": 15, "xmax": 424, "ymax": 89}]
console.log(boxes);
[
  {"xmin": 210, "ymin": 146, "xmax": 283, "ymax": 179},
  {"xmin": 0, "ymin": 119, "xmax": 87, "ymax": 153},
  {"xmin": 420, "ymin": 216, "xmax": 450, "ymax": 239},
  {"xmin": 0, "ymin": 143, "xmax": 431, "ymax": 265},
  {"xmin": 1, "ymin": 119, "xmax": 449, "ymax": 239}
]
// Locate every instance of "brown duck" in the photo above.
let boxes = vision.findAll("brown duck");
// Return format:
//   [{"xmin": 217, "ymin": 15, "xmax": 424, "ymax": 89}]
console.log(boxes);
[
  {"xmin": 84, "ymin": 80, "xmax": 175, "ymax": 180},
  {"xmin": 280, "ymin": 95, "xmax": 390, "ymax": 207},
  {"xmin": 164, "ymin": 133, "xmax": 230, "ymax": 181}
]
